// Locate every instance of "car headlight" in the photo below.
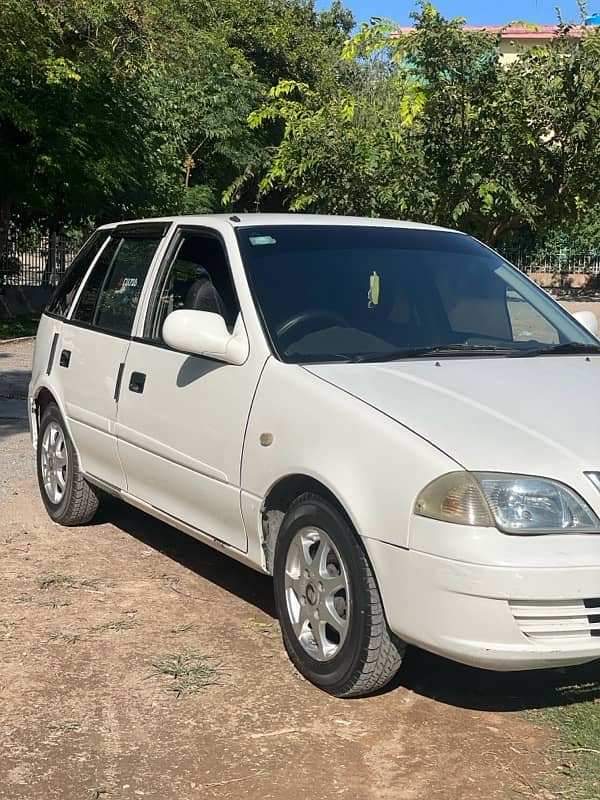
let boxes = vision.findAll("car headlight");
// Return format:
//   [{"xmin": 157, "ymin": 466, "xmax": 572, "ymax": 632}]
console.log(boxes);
[{"xmin": 414, "ymin": 471, "xmax": 600, "ymax": 534}]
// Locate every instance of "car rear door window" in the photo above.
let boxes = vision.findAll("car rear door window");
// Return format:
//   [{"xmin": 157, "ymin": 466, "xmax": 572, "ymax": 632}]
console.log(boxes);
[
  {"xmin": 94, "ymin": 238, "xmax": 161, "ymax": 335},
  {"xmin": 71, "ymin": 237, "xmax": 121, "ymax": 326},
  {"xmin": 72, "ymin": 236, "xmax": 162, "ymax": 335}
]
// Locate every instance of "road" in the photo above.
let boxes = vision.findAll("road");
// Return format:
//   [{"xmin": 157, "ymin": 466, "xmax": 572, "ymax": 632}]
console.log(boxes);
[{"xmin": 0, "ymin": 308, "xmax": 598, "ymax": 800}]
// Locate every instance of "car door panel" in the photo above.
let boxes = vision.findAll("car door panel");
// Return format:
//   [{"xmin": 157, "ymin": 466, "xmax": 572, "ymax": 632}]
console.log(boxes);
[
  {"xmin": 116, "ymin": 340, "xmax": 262, "ymax": 551},
  {"xmin": 60, "ymin": 326, "xmax": 130, "ymax": 488},
  {"xmin": 56, "ymin": 226, "xmax": 167, "ymax": 490}
]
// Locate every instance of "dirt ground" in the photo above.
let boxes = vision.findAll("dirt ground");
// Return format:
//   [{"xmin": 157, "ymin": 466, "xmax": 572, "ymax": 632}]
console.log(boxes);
[
  {"xmin": 1, "ymin": 482, "xmax": 590, "ymax": 800},
  {"xmin": 1, "ymin": 304, "xmax": 599, "ymax": 800}
]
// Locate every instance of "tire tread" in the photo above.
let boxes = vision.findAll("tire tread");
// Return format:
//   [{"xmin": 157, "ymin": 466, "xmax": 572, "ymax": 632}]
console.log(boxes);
[{"xmin": 335, "ymin": 553, "xmax": 404, "ymax": 698}]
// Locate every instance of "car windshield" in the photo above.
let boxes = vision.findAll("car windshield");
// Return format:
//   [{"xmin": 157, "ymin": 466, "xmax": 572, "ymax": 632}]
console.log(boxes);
[{"xmin": 236, "ymin": 225, "xmax": 599, "ymax": 364}]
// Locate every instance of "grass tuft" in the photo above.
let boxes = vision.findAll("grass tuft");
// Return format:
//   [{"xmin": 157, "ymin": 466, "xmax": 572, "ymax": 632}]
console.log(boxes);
[
  {"xmin": 244, "ymin": 618, "xmax": 274, "ymax": 633},
  {"xmin": 169, "ymin": 623, "xmax": 196, "ymax": 634},
  {"xmin": 49, "ymin": 721, "xmax": 81, "ymax": 733},
  {"xmin": 48, "ymin": 632, "xmax": 82, "ymax": 644},
  {"xmin": 88, "ymin": 787, "xmax": 109, "ymax": 799},
  {"xmin": 152, "ymin": 652, "xmax": 224, "ymax": 696},
  {"xmin": 78, "ymin": 578, "xmax": 102, "ymax": 588},
  {"xmin": 91, "ymin": 620, "xmax": 135, "ymax": 633},
  {"xmin": 39, "ymin": 574, "xmax": 77, "ymax": 590}
]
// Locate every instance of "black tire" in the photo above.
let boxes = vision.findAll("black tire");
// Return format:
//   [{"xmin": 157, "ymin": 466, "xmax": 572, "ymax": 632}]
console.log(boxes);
[
  {"xmin": 36, "ymin": 402, "xmax": 100, "ymax": 526},
  {"xmin": 273, "ymin": 493, "xmax": 405, "ymax": 697}
]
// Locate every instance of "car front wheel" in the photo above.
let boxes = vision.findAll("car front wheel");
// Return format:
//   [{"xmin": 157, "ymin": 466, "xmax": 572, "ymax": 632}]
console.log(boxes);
[
  {"xmin": 37, "ymin": 402, "xmax": 100, "ymax": 526},
  {"xmin": 273, "ymin": 493, "xmax": 405, "ymax": 697}
]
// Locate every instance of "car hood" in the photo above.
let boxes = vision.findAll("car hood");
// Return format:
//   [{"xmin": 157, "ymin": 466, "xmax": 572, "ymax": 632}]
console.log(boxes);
[{"xmin": 305, "ymin": 356, "xmax": 600, "ymax": 479}]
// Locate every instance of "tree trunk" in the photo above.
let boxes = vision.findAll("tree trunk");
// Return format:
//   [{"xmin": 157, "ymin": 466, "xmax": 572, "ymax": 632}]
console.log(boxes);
[{"xmin": 485, "ymin": 216, "xmax": 523, "ymax": 248}]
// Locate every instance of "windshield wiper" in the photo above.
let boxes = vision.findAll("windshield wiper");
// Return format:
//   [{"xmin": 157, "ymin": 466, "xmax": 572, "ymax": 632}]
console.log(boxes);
[
  {"xmin": 519, "ymin": 341, "xmax": 600, "ymax": 357},
  {"xmin": 349, "ymin": 344, "xmax": 523, "ymax": 363}
]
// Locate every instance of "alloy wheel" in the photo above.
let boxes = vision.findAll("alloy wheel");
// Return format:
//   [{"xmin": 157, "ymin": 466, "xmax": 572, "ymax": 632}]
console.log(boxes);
[
  {"xmin": 40, "ymin": 421, "xmax": 69, "ymax": 504},
  {"xmin": 284, "ymin": 526, "xmax": 350, "ymax": 662}
]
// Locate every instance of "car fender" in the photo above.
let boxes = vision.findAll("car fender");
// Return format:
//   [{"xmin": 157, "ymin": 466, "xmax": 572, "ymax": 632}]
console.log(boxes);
[{"xmin": 241, "ymin": 358, "xmax": 459, "ymax": 558}]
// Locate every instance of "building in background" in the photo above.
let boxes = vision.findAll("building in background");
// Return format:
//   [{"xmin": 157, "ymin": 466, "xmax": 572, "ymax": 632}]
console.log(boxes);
[{"xmin": 397, "ymin": 24, "xmax": 583, "ymax": 64}]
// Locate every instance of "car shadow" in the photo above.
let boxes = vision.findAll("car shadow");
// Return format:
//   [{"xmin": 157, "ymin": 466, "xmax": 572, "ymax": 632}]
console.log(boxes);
[
  {"xmin": 0, "ymin": 417, "xmax": 29, "ymax": 437},
  {"xmin": 0, "ymin": 367, "xmax": 31, "ymax": 395},
  {"xmin": 99, "ymin": 495, "xmax": 599, "ymax": 711},
  {"xmin": 392, "ymin": 645, "xmax": 599, "ymax": 711},
  {"xmin": 97, "ymin": 495, "xmax": 276, "ymax": 617}
]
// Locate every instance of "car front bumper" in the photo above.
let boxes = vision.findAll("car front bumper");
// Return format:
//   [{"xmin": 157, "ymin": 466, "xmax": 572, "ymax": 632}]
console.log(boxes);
[{"xmin": 364, "ymin": 536, "xmax": 600, "ymax": 671}]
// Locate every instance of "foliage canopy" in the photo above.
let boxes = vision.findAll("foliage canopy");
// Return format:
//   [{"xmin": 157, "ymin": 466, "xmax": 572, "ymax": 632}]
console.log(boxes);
[{"xmin": 2, "ymin": 0, "xmax": 600, "ymax": 249}]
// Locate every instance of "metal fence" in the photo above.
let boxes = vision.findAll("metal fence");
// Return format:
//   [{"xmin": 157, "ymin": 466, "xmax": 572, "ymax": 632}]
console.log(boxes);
[
  {"xmin": 3, "ymin": 227, "xmax": 600, "ymax": 287},
  {"xmin": 498, "ymin": 247, "xmax": 600, "ymax": 275},
  {"xmin": 0, "ymin": 229, "xmax": 82, "ymax": 287}
]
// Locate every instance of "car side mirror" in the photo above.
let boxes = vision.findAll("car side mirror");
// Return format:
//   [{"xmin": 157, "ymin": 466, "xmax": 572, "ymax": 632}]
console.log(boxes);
[
  {"xmin": 573, "ymin": 310, "xmax": 599, "ymax": 338},
  {"xmin": 162, "ymin": 310, "xmax": 249, "ymax": 365}
]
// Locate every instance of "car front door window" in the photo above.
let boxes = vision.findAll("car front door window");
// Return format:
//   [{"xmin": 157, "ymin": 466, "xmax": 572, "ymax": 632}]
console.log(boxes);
[{"xmin": 145, "ymin": 232, "xmax": 239, "ymax": 342}]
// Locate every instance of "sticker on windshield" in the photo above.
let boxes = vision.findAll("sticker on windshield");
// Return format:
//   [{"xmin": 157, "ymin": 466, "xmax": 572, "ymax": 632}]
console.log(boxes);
[{"xmin": 249, "ymin": 235, "xmax": 277, "ymax": 246}]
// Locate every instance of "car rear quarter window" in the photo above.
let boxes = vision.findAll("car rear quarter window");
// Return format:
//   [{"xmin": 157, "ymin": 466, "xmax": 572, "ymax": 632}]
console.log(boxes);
[{"xmin": 46, "ymin": 230, "xmax": 112, "ymax": 318}]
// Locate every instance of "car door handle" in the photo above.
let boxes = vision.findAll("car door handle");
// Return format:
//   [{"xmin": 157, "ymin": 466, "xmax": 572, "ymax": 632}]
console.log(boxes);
[
  {"xmin": 113, "ymin": 362, "xmax": 125, "ymax": 401},
  {"xmin": 46, "ymin": 333, "xmax": 59, "ymax": 375},
  {"xmin": 59, "ymin": 349, "xmax": 71, "ymax": 368},
  {"xmin": 128, "ymin": 371, "xmax": 146, "ymax": 394}
]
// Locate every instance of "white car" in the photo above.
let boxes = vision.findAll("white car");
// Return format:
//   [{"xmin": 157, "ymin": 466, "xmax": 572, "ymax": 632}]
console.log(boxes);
[{"xmin": 29, "ymin": 214, "xmax": 600, "ymax": 696}]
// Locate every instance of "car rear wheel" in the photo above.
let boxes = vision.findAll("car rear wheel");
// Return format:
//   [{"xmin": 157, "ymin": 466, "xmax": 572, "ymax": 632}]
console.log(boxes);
[
  {"xmin": 273, "ymin": 493, "xmax": 405, "ymax": 697},
  {"xmin": 37, "ymin": 402, "xmax": 100, "ymax": 526}
]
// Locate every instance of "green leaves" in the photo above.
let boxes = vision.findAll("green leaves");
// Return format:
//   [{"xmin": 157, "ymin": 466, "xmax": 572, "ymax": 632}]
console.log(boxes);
[
  {"xmin": 0, "ymin": 0, "xmax": 354, "ymax": 232},
  {"xmin": 42, "ymin": 57, "xmax": 81, "ymax": 85},
  {"xmin": 3, "ymin": 0, "xmax": 600, "ymax": 252},
  {"xmin": 245, "ymin": 2, "xmax": 600, "ymax": 246}
]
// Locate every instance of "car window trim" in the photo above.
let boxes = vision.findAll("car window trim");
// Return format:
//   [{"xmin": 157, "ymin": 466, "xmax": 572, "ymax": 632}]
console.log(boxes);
[
  {"xmin": 68, "ymin": 235, "xmax": 123, "ymax": 327},
  {"xmin": 65, "ymin": 233, "xmax": 116, "ymax": 322},
  {"xmin": 137, "ymin": 224, "xmax": 243, "ymax": 348},
  {"xmin": 50, "ymin": 315, "xmax": 133, "ymax": 342},
  {"xmin": 114, "ymin": 221, "xmax": 171, "ymax": 239}
]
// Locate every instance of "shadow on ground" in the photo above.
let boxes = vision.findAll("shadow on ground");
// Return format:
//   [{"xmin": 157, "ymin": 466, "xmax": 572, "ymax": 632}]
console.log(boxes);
[
  {"xmin": 0, "ymin": 417, "xmax": 29, "ymax": 437},
  {"xmin": 98, "ymin": 494, "xmax": 600, "ymax": 713},
  {"xmin": 0, "ymin": 368, "xmax": 31, "ymax": 395},
  {"xmin": 395, "ymin": 646, "xmax": 599, "ymax": 712},
  {"xmin": 97, "ymin": 495, "xmax": 275, "ymax": 617}
]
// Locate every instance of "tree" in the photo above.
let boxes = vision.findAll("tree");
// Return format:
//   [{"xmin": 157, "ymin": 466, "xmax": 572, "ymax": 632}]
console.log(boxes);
[
  {"xmin": 0, "ymin": 0, "xmax": 172, "ymax": 245},
  {"xmin": 246, "ymin": 3, "xmax": 600, "ymax": 246},
  {"xmin": 0, "ymin": 0, "xmax": 355, "ymax": 242}
]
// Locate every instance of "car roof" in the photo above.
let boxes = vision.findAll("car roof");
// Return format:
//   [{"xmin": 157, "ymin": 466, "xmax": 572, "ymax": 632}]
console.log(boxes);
[{"xmin": 97, "ymin": 213, "xmax": 462, "ymax": 235}]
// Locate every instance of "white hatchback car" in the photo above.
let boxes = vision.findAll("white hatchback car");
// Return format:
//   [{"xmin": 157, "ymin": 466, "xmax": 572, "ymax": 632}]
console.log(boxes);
[{"xmin": 29, "ymin": 214, "xmax": 600, "ymax": 696}]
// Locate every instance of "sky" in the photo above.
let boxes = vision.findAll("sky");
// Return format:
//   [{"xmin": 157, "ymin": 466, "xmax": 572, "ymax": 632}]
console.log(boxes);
[{"xmin": 318, "ymin": 0, "xmax": 590, "ymax": 26}]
